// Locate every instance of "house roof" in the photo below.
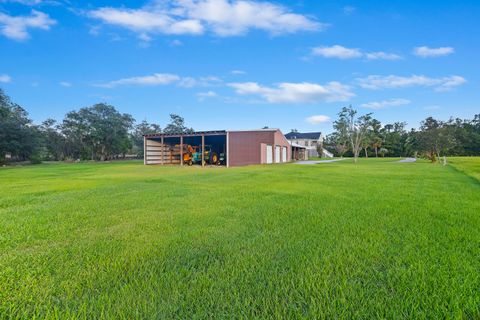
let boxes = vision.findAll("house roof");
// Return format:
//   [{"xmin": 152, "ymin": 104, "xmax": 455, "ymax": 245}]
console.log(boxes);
[{"xmin": 284, "ymin": 131, "xmax": 321, "ymax": 140}]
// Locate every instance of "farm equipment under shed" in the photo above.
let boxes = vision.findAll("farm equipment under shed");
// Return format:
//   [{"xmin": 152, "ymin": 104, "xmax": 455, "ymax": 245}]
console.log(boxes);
[{"xmin": 182, "ymin": 144, "xmax": 224, "ymax": 165}]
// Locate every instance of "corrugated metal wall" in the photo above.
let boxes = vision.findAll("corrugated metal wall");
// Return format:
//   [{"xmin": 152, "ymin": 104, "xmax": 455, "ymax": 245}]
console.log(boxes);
[{"xmin": 228, "ymin": 130, "xmax": 291, "ymax": 166}]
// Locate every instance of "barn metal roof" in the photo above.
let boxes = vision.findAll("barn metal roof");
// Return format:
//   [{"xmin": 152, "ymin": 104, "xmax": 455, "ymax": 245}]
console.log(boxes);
[
  {"xmin": 143, "ymin": 130, "xmax": 226, "ymax": 138},
  {"xmin": 144, "ymin": 128, "xmax": 284, "ymax": 138}
]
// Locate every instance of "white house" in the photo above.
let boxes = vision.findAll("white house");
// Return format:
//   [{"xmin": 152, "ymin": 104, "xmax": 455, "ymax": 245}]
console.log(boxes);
[{"xmin": 284, "ymin": 131, "xmax": 333, "ymax": 158}]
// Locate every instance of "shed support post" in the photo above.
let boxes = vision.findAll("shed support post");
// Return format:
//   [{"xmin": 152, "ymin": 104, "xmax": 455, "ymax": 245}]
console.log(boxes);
[
  {"xmin": 226, "ymin": 132, "xmax": 229, "ymax": 167},
  {"xmin": 201, "ymin": 135, "xmax": 205, "ymax": 167},
  {"xmin": 144, "ymin": 136, "xmax": 147, "ymax": 165},
  {"xmin": 161, "ymin": 136, "xmax": 164, "ymax": 165},
  {"xmin": 180, "ymin": 136, "xmax": 184, "ymax": 166}
]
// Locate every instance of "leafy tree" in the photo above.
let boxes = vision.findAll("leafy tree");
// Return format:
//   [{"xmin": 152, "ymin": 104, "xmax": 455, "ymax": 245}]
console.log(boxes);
[
  {"xmin": 163, "ymin": 114, "xmax": 194, "ymax": 134},
  {"xmin": 336, "ymin": 106, "xmax": 373, "ymax": 163},
  {"xmin": 0, "ymin": 89, "xmax": 40, "ymax": 163},
  {"xmin": 379, "ymin": 147, "xmax": 388, "ymax": 157},
  {"xmin": 61, "ymin": 103, "xmax": 134, "ymax": 161},
  {"xmin": 324, "ymin": 133, "xmax": 346, "ymax": 157},
  {"xmin": 329, "ymin": 111, "xmax": 351, "ymax": 158},
  {"xmin": 38, "ymin": 119, "xmax": 65, "ymax": 160},
  {"xmin": 381, "ymin": 122, "xmax": 407, "ymax": 157},
  {"xmin": 416, "ymin": 117, "xmax": 453, "ymax": 162},
  {"xmin": 131, "ymin": 120, "xmax": 161, "ymax": 157},
  {"xmin": 370, "ymin": 119, "xmax": 383, "ymax": 157}
]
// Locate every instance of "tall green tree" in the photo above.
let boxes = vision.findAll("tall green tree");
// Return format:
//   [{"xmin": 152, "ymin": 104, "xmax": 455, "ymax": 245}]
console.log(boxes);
[
  {"xmin": 131, "ymin": 120, "xmax": 161, "ymax": 157},
  {"xmin": 416, "ymin": 117, "xmax": 455, "ymax": 162},
  {"xmin": 38, "ymin": 119, "xmax": 65, "ymax": 160},
  {"xmin": 381, "ymin": 122, "xmax": 407, "ymax": 157},
  {"xmin": 61, "ymin": 103, "xmax": 134, "ymax": 161},
  {"xmin": 336, "ymin": 106, "xmax": 373, "ymax": 163},
  {"xmin": 370, "ymin": 119, "xmax": 383, "ymax": 157},
  {"xmin": 329, "ymin": 111, "xmax": 351, "ymax": 158},
  {"xmin": 163, "ymin": 114, "xmax": 194, "ymax": 134},
  {"xmin": 0, "ymin": 89, "xmax": 40, "ymax": 163}
]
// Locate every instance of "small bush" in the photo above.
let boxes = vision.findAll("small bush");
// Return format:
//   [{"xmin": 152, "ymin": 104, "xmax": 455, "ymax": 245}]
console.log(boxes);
[{"xmin": 29, "ymin": 155, "xmax": 42, "ymax": 164}]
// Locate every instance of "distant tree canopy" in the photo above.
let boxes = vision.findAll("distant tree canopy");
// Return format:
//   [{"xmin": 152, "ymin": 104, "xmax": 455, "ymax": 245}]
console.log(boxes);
[
  {"xmin": 131, "ymin": 120, "xmax": 161, "ymax": 157},
  {"xmin": 325, "ymin": 105, "xmax": 480, "ymax": 162},
  {"xmin": 163, "ymin": 114, "xmax": 194, "ymax": 134},
  {"xmin": 1, "ymin": 88, "xmax": 479, "ymax": 164},
  {"xmin": 0, "ymin": 89, "xmax": 184, "ymax": 163},
  {"xmin": 61, "ymin": 103, "xmax": 135, "ymax": 161},
  {"xmin": 0, "ymin": 89, "xmax": 40, "ymax": 163}
]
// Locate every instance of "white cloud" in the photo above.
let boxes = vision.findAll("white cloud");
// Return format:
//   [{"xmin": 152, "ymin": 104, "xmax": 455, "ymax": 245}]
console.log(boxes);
[
  {"xmin": 311, "ymin": 45, "xmax": 362, "ymax": 59},
  {"xmin": 231, "ymin": 70, "xmax": 246, "ymax": 75},
  {"xmin": 311, "ymin": 45, "xmax": 401, "ymax": 60},
  {"xmin": 178, "ymin": 76, "xmax": 222, "ymax": 88},
  {"xmin": 89, "ymin": 7, "xmax": 204, "ymax": 36},
  {"xmin": 360, "ymin": 98, "xmax": 410, "ymax": 110},
  {"xmin": 413, "ymin": 46, "xmax": 454, "ymax": 57},
  {"xmin": 95, "ymin": 73, "xmax": 222, "ymax": 89},
  {"xmin": 228, "ymin": 81, "xmax": 354, "ymax": 103},
  {"xmin": 365, "ymin": 51, "xmax": 402, "ymax": 61},
  {"xmin": 357, "ymin": 75, "xmax": 466, "ymax": 91},
  {"xmin": 435, "ymin": 75, "xmax": 466, "ymax": 92},
  {"xmin": 89, "ymin": 0, "xmax": 323, "ymax": 38},
  {"xmin": 96, "ymin": 73, "xmax": 181, "ymax": 88},
  {"xmin": 306, "ymin": 115, "xmax": 330, "ymax": 124},
  {"xmin": 197, "ymin": 90, "xmax": 217, "ymax": 100},
  {"xmin": 0, "ymin": 10, "xmax": 56, "ymax": 40},
  {"xmin": 0, "ymin": 74, "xmax": 11, "ymax": 83},
  {"xmin": 0, "ymin": 0, "xmax": 43, "ymax": 4},
  {"xmin": 197, "ymin": 90, "xmax": 217, "ymax": 97},
  {"xmin": 59, "ymin": 81, "xmax": 72, "ymax": 87}
]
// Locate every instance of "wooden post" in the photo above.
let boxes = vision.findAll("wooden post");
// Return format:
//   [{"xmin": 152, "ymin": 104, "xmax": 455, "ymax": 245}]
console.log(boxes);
[
  {"xmin": 161, "ymin": 136, "xmax": 164, "ymax": 165},
  {"xmin": 226, "ymin": 132, "xmax": 229, "ymax": 168},
  {"xmin": 180, "ymin": 136, "xmax": 184, "ymax": 166},
  {"xmin": 143, "ymin": 136, "xmax": 147, "ymax": 165},
  {"xmin": 201, "ymin": 134, "xmax": 205, "ymax": 167}
]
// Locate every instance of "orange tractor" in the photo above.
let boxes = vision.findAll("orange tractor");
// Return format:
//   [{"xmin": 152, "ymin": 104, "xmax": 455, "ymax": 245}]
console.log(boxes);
[{"xmin": 182, "ymin": 144, "xmax": 220, "ymax": 165}]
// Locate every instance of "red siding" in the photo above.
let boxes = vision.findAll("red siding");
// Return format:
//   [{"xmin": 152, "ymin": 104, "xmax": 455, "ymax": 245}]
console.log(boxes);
[
  {"xmin": 228, "ymin": 130, "xmax": 291, "ymax": 167},
  {"xmin": 273, "ymin": 130, "xmax": 291, "ymax": 162}
]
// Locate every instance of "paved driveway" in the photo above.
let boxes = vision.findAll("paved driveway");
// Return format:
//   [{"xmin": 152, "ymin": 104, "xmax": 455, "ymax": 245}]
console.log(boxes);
[{"xmin": 295, "ymin": 159, "xmax": 347, "ymax": 165}]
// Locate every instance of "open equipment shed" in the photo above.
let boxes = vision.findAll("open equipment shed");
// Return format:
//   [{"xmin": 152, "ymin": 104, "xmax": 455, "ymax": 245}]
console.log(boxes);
[{"xmin": 144, "ymin": 129, "xmax": 291, "ymax": 167}]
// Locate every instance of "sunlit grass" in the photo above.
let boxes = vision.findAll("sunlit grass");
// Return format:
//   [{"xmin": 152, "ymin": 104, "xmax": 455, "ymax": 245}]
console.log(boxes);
[
  {"xmin": 449, "ymin": 157, "xmax": 480, "ymax": 181},
  {"xmin": 1, "ymin": 158, "xmax": 480, "ymax": 318}
]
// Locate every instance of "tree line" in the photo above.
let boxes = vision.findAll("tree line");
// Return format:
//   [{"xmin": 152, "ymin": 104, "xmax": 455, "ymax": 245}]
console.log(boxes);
[
  {"xmin": 2, "ymin": 88, "xmax": 480, "ymax": 164},
  {"xmin": 325, "ymin": 106, "xmax": 480, "ymax": 162},
  {"xmin": 0, "ymin": 89, "xmax": 192, "ymax": 164}
]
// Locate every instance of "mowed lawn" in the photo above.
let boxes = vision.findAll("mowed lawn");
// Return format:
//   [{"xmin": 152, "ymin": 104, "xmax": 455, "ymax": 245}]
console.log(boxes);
[{"xmin": 1, "ymin": 158, "xmax": 480, "ymax": 319}]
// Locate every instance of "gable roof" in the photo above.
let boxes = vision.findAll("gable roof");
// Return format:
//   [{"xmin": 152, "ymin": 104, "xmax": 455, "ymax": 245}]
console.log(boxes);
[{"xmin": 285, "ymin": 131, "xmax": 321, "ymax": 140}]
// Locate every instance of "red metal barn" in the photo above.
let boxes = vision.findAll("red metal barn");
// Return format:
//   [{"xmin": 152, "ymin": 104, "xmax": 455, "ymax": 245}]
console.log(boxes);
[{"xmin": 143, "ymin": 129, "xmax": 291, "ymax": 167}]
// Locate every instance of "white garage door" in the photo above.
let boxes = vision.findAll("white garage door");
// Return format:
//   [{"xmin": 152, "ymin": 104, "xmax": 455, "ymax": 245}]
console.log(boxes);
[
  {"xmin": 275, "ymin": 146, "xmax": 281, "ymax": 163},
  {"xmin": 266, "ymin": 145, "xmax": 273, "ymax": 164},
  {"xmin": 282, "ymin": 147, "xmax": 287, "ymax": 163}
]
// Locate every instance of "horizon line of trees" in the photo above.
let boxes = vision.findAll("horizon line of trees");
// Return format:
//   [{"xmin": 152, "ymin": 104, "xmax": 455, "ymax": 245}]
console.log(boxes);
[
  {"xmin": 324, "ymin": 106, "xmax": 480, "ymax": 162},
  {"xmin": 1, "ymin": 88, "xmax": 480, "ymax": 164},
  {"xmin": 1, "ymin": 88, "xmax": 193, "ymax": 164}
]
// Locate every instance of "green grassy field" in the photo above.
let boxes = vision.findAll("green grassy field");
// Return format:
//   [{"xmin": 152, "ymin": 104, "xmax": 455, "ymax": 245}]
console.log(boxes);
[
  {"xmin": 449, "ymin": 157, "xmax": 480, "ymax": 182},
  {"xmin": 1, "ymin": 158, "xmax": 479, "ymax": 319}
]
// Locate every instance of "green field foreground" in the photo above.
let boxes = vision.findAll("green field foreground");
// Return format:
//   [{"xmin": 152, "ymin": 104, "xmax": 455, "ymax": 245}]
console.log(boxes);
[{"xmin": 1, "ymin": 158, "xmax": 480, "ymax": 319}]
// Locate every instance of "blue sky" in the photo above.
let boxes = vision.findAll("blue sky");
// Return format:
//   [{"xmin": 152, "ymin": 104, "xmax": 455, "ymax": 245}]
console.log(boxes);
[{"xmin": 1, "ymin": 0, "xmax": 479, "ymax": 134}]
